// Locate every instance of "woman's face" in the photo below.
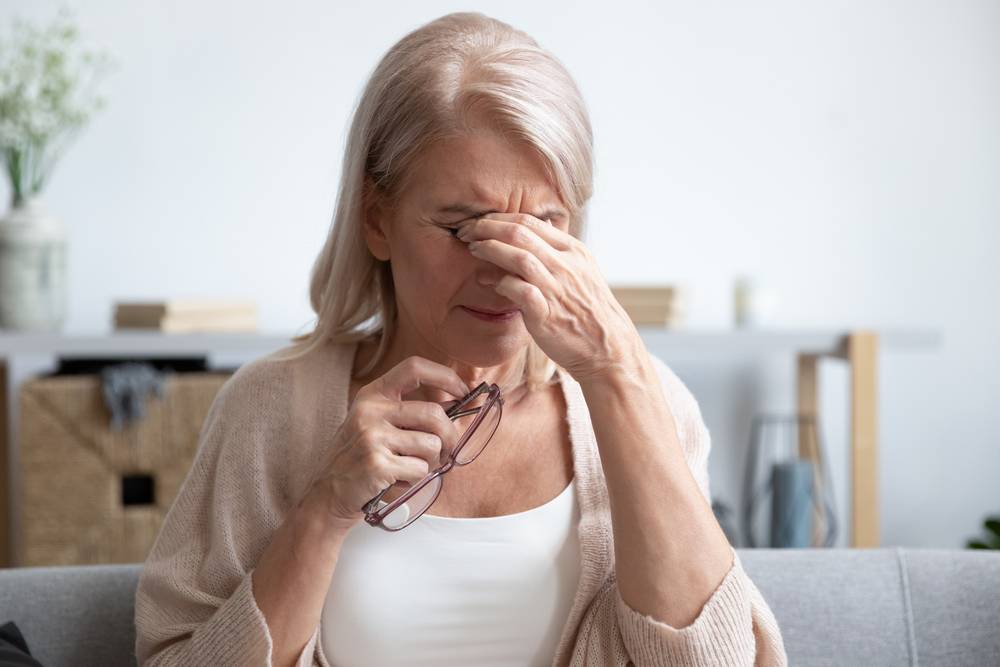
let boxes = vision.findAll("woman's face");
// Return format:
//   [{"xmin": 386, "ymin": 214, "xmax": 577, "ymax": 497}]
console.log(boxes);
[{"xmin": 364, "ymin": 131, "xmax": 572, "ymax": 370}]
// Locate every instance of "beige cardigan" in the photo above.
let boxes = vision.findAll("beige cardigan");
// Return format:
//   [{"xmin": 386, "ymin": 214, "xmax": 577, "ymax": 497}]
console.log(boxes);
[{"xmin": 134, "ymin": 340, "xmax": 787, "ymax": 666}]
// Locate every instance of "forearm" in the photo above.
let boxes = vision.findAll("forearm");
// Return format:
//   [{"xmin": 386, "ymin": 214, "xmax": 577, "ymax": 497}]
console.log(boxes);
[
  {"xmin": 578, "ymin": 355, "xmax": 733, "ymax": 628},
  {"xmin": 251, "ymin": 490, "xmax": 350, "ymax": 667}
]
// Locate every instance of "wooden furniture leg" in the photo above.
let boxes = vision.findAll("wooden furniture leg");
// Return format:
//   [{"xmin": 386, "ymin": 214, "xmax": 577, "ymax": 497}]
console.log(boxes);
[
  {"xmin": 796, "ymin": 330, "xmax": 880, "ymax": 548},
  {"xmin": 849, "ymin": 331, "xmax": 879, "ymax": 547}
]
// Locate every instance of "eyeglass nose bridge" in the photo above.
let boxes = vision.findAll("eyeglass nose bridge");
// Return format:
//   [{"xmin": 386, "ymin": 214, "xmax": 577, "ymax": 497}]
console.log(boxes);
[{"xmin": 442, "ymin": 381, "xmax": 494, "ymax": 416}]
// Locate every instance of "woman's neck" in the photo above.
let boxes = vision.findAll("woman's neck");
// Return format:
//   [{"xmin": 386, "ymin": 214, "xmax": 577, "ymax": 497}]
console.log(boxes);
[{"xmin": 351, "ymin": 329, "xmax": 532, "ymax": 404}]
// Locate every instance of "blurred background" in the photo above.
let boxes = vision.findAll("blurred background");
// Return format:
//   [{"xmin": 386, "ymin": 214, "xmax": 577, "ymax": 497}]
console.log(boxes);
[{"xmin": 0, "ymin": 0, "xmax": 997, "ymax": 567}]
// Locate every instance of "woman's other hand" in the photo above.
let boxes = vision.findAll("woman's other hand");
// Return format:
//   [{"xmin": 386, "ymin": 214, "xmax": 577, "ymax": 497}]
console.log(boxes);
[{"xmin": 302, "ymin": 356, "xmax": 469, "ymax": 533}]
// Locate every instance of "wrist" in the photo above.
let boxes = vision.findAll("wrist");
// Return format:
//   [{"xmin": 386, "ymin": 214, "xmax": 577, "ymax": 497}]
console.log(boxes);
[
  {"xmin": 575, "ymin": 350, "xmax": 655, "ymax": 395},
  {"xmin": 576, "ymin": 354, "xmax": 688, "ymax": 469},
  {"xmin": 295, "ymin": 487, "xmax": 356, "ymax": 548}
]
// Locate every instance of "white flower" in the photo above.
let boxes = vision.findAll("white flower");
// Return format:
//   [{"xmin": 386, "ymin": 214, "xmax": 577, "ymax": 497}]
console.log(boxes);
[{"xmin": 0, "ymin": 7, "xmax": 115, "ymax": 205}]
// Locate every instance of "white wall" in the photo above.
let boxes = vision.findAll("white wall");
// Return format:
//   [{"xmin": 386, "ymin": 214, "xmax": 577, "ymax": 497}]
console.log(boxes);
[{"xmin": 2, "ymin": 0, "xmax": 997, "ymax": 548}]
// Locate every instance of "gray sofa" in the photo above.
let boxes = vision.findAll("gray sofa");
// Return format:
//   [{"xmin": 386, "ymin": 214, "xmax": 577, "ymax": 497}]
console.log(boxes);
[{"xmin": 1, "ymin": 548, "xmax": 998, "ymax": 666}]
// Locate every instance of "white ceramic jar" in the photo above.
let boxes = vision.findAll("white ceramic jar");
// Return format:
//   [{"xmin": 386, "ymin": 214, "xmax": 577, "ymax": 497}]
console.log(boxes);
[
  {"xmin": 0, "ymin": 196, "xmax": 67, "ymax": 331},
  {"xmin": 733, "ymin": 275, "xmax": 778, "ymax": 328}
]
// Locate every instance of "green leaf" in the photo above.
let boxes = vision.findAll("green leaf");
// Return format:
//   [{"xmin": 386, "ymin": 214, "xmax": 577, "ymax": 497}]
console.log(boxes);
[
  {"xmin": 968, "ymin": 540, "xmax": 991, "ymax": 549},
  {"xmin": 984, "ymin": 518, "xmax": 1000, "ymax": 540}
]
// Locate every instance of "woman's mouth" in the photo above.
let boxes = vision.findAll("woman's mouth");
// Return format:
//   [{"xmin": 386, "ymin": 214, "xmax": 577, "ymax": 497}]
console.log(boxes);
[{"xmin": 460, "ymin": 306, "xmax": 521, "ymax": 322}]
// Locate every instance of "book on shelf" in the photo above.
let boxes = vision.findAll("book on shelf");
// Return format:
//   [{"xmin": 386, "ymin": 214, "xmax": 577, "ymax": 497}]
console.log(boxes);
[
  {"xmin": 610, "ymin": 285, "xmax": 687, "ymax": 327},
  {"xmin": 113, "ymin": 300, "xmax": 258, "ymax": 333}
]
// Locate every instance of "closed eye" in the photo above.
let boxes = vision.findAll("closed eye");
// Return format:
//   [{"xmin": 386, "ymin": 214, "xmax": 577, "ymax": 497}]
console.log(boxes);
[{"xmin": 443, "ymin": 215, "xmax": 482, "ymax": 237}]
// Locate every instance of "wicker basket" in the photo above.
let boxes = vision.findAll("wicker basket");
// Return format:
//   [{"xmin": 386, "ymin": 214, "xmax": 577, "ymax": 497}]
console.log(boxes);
[{"xmin": 16, "ymin": 371, "xmax": 230, "ymax": 566}]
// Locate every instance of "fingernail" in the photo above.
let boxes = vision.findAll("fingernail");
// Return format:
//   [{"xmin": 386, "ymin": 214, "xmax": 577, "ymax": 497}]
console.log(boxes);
[{"xmin": 467, "ymin": 241, "xmax": 480, "ymax": 252}]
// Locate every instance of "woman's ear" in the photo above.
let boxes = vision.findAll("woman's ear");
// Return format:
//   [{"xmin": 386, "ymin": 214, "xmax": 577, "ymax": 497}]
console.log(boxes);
[{"xmin": 362, "ymin": 175, "xmax": 392, "ymax": 261}]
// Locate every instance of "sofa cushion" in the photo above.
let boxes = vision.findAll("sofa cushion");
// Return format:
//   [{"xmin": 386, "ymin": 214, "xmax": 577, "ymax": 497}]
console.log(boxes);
[
  {"xmin": 740, "ymin": 548, "xmax": 914, "ymax": 665},
  {"xmin": 0, "ymin": 565, "xmax": 140, "ymax": 667},
  {"xmin": 904, "ymin": 549, "xmax": 1000, "ymax": 666}
]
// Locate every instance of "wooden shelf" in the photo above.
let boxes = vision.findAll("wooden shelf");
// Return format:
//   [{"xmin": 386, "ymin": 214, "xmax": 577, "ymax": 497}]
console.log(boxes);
[
  {"xmin": 0, "ymin": 331, "xmax": 298, "ymax": 357},
  {"xmin": 0, "ymin": 327, "xmax": 941, "ymax": 357},
  {"xmin": 636, "ymin": 327, "xmax": 941, "ymax": 356}
]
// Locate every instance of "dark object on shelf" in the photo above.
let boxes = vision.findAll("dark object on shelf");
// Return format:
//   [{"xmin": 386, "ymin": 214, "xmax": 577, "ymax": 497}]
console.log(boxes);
[
  {"xmin": 51, "ymin": 356, "xmax": 208, "ymax": 376},
  {"xmin": 99, "ymin": 362, "xmax": 166, "ymax": 431},
  {"xmin": 742, "ymin": 414, "xmax": 838, "ymax": 548}
]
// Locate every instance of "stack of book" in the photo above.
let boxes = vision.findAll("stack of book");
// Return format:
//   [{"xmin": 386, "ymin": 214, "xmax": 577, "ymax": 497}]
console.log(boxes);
[
  {"xmin": 113, "ymin": 300, "xmax": 258, "ymax": 333},
  {"xmin": 610, "ymin": 286, "xmax": 686, "ymax": 328}
]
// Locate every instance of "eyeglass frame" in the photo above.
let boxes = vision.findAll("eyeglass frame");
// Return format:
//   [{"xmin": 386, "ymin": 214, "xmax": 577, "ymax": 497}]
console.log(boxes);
[{"xmin": 361, "ymin": 381, "xmax": 504, "ymax": 531}]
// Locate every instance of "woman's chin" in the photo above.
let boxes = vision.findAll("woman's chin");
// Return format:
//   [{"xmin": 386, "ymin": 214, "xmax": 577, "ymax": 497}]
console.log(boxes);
[{"xmin": 443, "ymin": 330, "xmax": 531, "ymax": 368}]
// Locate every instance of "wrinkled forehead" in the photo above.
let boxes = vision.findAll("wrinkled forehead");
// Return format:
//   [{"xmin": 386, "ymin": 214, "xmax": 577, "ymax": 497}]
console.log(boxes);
[{"xmin": 405, "ymin": 132, "xmax": 570, "ymax": 221}]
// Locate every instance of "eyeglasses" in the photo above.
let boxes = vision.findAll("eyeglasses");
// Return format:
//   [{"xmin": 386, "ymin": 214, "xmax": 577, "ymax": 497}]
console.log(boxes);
[{"xmin": 362, "ymin": 381, "xmax": 503, "ymax": 531}]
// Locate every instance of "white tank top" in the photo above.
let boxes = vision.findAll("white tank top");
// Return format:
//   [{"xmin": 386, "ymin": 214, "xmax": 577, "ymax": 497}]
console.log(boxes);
[{"xmin": 320, "ymin": 479, "xmax": 581, "ymax": 666}]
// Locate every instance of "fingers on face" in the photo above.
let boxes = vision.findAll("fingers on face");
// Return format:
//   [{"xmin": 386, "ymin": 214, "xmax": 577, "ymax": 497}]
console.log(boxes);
[
  {"xmin": 495, "ymin": 275, "xmax": 550, "ymax": 324},
  {"xmin": 461, "ymin": 213, "xmax": 573, "ymax": 255},
  {"xmin": 505, "ymin": 212, "xmax": 575, "ymax": 251},
  {"xmin": 470, "ymin": 239, "xmax": 558, "ymax": 290}
]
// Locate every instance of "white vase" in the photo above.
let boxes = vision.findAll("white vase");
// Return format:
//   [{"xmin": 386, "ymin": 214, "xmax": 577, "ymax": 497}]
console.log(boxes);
[
  {"xmin": 733, "ymin": 276, "xmax": 778, "ymax": 329},
  {"xmin": 0, "ymin": 196, "xmax": 67, "ymax": 331}
]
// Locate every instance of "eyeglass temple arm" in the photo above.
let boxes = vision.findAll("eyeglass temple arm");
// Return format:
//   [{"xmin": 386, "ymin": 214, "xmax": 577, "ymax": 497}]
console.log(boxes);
[{"xmin": 448, "ymin": 407, "xmax": 482, "ymax": 419}]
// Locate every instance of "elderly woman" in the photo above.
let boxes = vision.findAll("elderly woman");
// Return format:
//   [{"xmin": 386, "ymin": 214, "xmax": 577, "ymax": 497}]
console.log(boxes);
[{"xmin": 135, "ymin": 12, "xmax": 786, "ymax": 667}]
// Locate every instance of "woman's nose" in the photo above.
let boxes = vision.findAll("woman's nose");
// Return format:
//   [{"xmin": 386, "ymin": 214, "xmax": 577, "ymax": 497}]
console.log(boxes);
[{"xmin": 474, "ymin": 258, "xmax": 507, "ymax": 288}]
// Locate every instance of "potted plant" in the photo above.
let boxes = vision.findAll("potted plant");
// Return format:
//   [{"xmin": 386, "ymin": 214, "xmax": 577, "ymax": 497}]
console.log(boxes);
[
  {"xmin": 967, "ymin": 515, "xmax": 1000, "ymax": 550},
  {"xmin": 0, "ymin": 7, "xmax": 113, "ymax": 331}
]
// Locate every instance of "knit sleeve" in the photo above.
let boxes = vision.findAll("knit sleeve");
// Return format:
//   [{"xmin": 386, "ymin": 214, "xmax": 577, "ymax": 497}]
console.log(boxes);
[
  {"xmin": 133, "ymin": 359, "xmax": 323, "ymax": 667},
  {"xmin": 568, "ymin": 356, "xmax": 787, "ymax": 666},
  {"xmin": 570, "ymin": 554, "xmax": 786, "ymax": 666}
]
